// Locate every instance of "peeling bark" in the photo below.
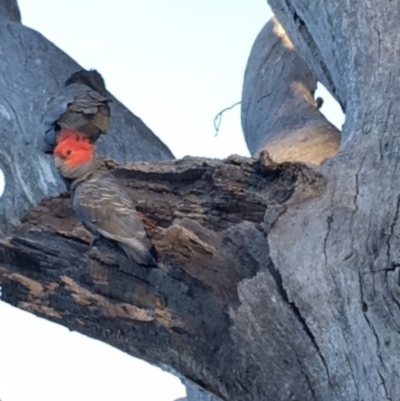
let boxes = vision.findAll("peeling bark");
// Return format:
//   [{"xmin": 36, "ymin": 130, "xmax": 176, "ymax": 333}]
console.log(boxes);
[{"xmin": 0, "ymin": 156, "xmax": 326, "ymax": 401}]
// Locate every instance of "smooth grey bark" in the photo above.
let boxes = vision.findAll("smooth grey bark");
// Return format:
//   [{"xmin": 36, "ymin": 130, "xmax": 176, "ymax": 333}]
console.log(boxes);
[
  {"xmin": 0, "ymin": 0, "xmax": 20, "ymax": 22},
  {"xmin": 185, "ymin": 382, "xmax": 221, "ymax": 401},
  {"xmin": 2, "ymin": 0, "xmax": 400, "ymax": 400},
  {"xmin": 174, "ymin": 381, "xmax": 222, "ymax": 401},
  {"xmin": 241, "ymin": 17, "xmax": 341, "ymax": 164},
  {"xmin": 0, "ymin": 13, "xmax": 172, "ymax": 237}
]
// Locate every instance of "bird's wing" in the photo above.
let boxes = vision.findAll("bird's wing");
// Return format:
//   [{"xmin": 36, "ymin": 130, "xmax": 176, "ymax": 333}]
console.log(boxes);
[
  {"xmin": 67, "ymin": 88, "xmax": 109, "ymax": 114},
  {"xmin": 42, "ymin": 83, "xmax": 110, "ymax": 146},
  {"xmin": 73, "ymin": 176, "xmax": 153, "ymax": 251}
]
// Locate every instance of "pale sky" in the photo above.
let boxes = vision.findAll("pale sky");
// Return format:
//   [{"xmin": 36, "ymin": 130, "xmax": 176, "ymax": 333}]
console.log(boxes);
[{"xmin": 0, "ymin": 2, "xmax": 345, "ymax": 401}]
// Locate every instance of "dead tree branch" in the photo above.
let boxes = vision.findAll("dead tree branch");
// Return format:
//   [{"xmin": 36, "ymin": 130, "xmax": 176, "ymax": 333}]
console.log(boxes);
[{"xmin": 0, "ymin": 155, "xmax": 325, "ymax": 401}]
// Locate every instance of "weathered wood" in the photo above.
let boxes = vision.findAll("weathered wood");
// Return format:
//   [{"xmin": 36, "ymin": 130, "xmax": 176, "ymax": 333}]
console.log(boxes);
[
  {"xmin": 0, "ymin": 155, "xmax": 326, "ymax": 401},
  {"xmin": 267, "ymin": 2, "xmax": 347, "ymax": 112},
  {"xmin": 241, "ymin": 18, "xmax": 340, "ymax": 164},
  {"xmin": 0, "ymin": 15, "xmax": 173, "ymax": 237},
  {"xmin": 2, "ymin": 0, "xmax": 400, "ymax": 400},
  {"xmin": 261, "ymin": 1, "xmax": 400, "ymax": 400}
]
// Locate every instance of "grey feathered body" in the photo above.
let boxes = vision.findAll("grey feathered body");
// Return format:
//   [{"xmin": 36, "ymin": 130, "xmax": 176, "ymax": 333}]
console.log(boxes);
[{"xmin": 70, "ymin": 166, "xmax": 157, "ymax": 267}]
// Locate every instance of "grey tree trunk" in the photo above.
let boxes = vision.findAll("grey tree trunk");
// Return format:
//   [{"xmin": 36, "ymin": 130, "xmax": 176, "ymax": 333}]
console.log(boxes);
[
  {"xmin": 241, "ymin": 17, "xmax": 340, "ymax": 164},
  {"xmin": 0, "ymin": 3, "xmax": 172, "ymax": 237},
  {"xmin": 0, "ymin": 0, "xmax": 20, "ymax": 22},
  {"xmin": 1, "ymin": 0, "xmax": 400, "ymax": 401}
]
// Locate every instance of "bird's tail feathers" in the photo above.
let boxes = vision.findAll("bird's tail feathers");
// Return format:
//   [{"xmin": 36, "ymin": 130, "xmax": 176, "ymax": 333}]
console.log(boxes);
[
  {"xmin": 148, "ymin": 244, "xmax": 158, "ymax": 264},
  {"xmin": 120, "ymin": 242, "xmax": 158, "ymax": 267}
]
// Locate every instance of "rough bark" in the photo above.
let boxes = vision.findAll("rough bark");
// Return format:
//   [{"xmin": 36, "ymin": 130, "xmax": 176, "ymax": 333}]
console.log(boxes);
[
  {"xmin": 0, "ymin": 155, "xmax": 325, "ymax": 401},
  {"xmin": 1, "ymin": 0, "xmax": 400, "ymax": 400},
  {"xmin": 0, "ymin": 14, "xmax": 173, "ymax": 237},
  {"xmin": 241, "ymin": 17, "xmax": 340, "ymax": 164},
  {"xmin": 263, "ymin": 0, "xmax": 400, "ymax": 400}
]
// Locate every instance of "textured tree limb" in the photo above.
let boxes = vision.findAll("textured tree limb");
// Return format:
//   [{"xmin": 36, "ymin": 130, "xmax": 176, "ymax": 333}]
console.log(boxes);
[
  {"xmin": 267, "ymin": 0, "xmax": 395, "ymax": 126},
  {"xmin": 0, "ymin": 15, "xmax": 173, "ymax": 237},
  {"xmin": 241, "ymin": 17, "xmax": 341, "ymax": 164},
  {"xmin": 0, "ymin": 155, "xmax": 326, "ymax": 401},
  {"xmin": 268, "ymin": 6, "xmax": 345, "ymax": 111},
  {"xmin": 2, "ymin": 0, "xmax": 400, "ymax": 400},
  {"xmin": 259, "ymin": 1, "xmax": 400, "ymax": 400}
]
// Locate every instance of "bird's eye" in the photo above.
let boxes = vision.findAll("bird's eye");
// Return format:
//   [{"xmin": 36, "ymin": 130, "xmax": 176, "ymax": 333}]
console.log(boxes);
[{"xmin": 66, "ymin": 150, "xmax": 72, "ymax": 156}]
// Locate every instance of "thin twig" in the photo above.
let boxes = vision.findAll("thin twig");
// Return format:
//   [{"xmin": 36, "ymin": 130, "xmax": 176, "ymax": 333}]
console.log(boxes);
[{"xmin": 213, "ymin": 101, "xmax": 241, "ymax": 136}]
